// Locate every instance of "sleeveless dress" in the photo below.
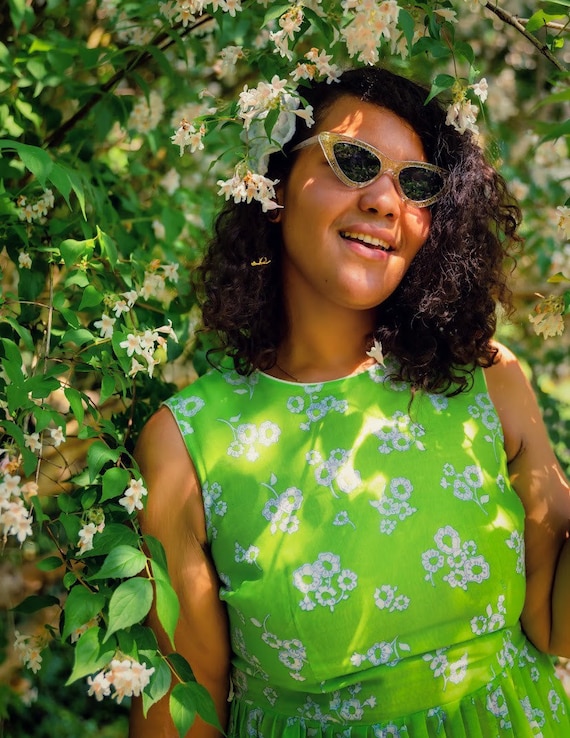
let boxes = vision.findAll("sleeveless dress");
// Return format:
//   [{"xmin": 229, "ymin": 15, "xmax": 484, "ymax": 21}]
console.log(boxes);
[{"xmin": 165, "ymin": 360, "xmax": 570, "ymax": 737}]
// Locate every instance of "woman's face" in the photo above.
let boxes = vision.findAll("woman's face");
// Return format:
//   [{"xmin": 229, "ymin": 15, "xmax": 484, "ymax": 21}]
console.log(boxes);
[{"xmin": 279, "ymin": 96, "xmax": 432, "ymax": 319}]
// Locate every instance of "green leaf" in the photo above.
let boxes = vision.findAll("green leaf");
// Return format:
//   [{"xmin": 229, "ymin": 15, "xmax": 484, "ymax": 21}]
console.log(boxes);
[
  {"xmin": 96, "ymin": 226, "xmax": 118, "ymax": 267},
  {"xmin": 89, "ymin": 545, "xmax": 147, "ymax": 581},
  {"xmin": 36, "ymin": 556, "xmax": 63, "ymax": 572},
  {"xmin": 0, "ymin": 140, "xmax": 52, "ymax": 186},
  {"xmin": 167, "ymin": 652, "xmax": 195, "ymax": 683},
  {"xmin": 426, "ymin": 74, "xmax": 456, "ymax": 104},
  {"xmin": 527, "ymin": 9, "xmax": 565, "ymax": 32},
  {"xmin": 62, "ymin": 586, "xmax": 106, "ymax": 641},
  {"xmin": 152, "ymin": 561, "xmax": 179, "ymax": 650},
  {"xmin": 104, "ymin": 578, "xmax": 153, "ymax": 642},
  {"xmin": 66, "ymin": 626, "xmax": 115, "ymax": 684},
  {"xmin": 548, "ymin": 272, "xmax": 570, "ymax": 284},
  {"xmin": 87, "ymin": 440, "xmax": 121, "ymax": 481},
  {"xmin": 169, "ymin": 683, "xmax": 197, "ymax": 738},
  {"xmin": 100, "ymin": 465, "xmax": 130, "ymax": 503},
  {"xmin": 78, "ymin": 284, "xmax": 103, "ymax": 310},
  {"xmin": 12, "ymin": 594, "xmax": 60, "ymax": 614},
  {"xmin": 80, "ymin": 523, "xmax": 141, "ymax": 557},
  {"xmin": 144, "ymin": 534, "xmax": 169, "ymax": 572},
  {"xmin": 142, "ymin": 656, "xmax": 171, "ymax": 717},
  {"xmin": 64, "ymin": 386, "xmax": 86, "ymax": 426},
  {"xmin": 170, "ymin": 682, "xmax": 222, "ymax": 737},
  {"xmin": 59, "ymin": 237, "xmax": 95, "ymax": 268}
]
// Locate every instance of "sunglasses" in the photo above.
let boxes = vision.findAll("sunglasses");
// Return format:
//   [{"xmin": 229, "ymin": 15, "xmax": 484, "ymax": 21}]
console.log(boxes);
[{"xmin": 292, "ymin": 131, "xmax": 448, "ymax": 208}]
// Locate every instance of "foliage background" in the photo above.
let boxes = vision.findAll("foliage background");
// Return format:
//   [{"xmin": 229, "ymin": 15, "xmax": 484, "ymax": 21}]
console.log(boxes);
[{"xmin": 0, "ymin": 0, "xmax": 569, "ymax": 736}]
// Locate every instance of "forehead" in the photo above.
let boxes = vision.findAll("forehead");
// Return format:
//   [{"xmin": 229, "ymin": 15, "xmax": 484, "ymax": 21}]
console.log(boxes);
[{"xmin": 316, "ymin": 95, "xmax": 426, "ymax": 161}]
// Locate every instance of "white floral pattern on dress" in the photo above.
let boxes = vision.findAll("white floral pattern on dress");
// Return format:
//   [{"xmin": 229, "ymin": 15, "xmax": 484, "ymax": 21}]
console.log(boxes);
[
  {"xmin": 297, "ymin": 684, "xmax": 378, "ymax": 726},
  {"xmin": 250, "ymin": 615, "xmax": 308, "ymax": 682},
  {"xmin": 467, "ymin": 392, "xmax": 504, "ymax": 459},
  {"xmin": 440, "ymin": 463, "xmax": 489, "ymax": 514},
  {"xmin": 422, "ymin": 525, "xmax": 490, "ymax": 589},
  {"xmin": 235, "ymin": 542, "xmax": 261, "ymax": 568},
  {"xmin": 470, "ymin": 594, "xmax": 506, "ymax": 635},
  {"xmin": 306, "ymin": 449, "xmax": 361, "ymax": 498},
  {"xmin": 351, "ymin": 637, "xmax": 411, "ymax": 668},
  {"xmin": 423, "ymin": 648, "xmax": 468, "ymax": 691},
  {"xmin": 370, "ymin": 477, "xmax": 416, "ymax": 535},
  {"xmin": 374, "ymin": 584, "xmax": 410, "ymax": 613},
  {"xmin": 202, "ymin": 480, "xmax": 227, "ymax": 539},
  {"xmin": 223, "ymin": 370, "xmax": 259, "ymax": 398},
  {"xmin": 286, "ymin": 385, "xmax": 348, "ymax": 430},
  {"xmin": 221, "ymin": 415, "xmax": 281, "ymax": 461},
  {"xmin": 486, "ymin": 684, "xmax": 512, "ymax": 729},
  {"xmin": 293, "ymin": 553, "xmax": 358, "ymax": 612},
  {"xmin": 165, "ymin": 394, "xmax": 205, "ymax": 433},
  {"xmin": 373, "ymin": 410, "xmax": 426, "ymax": 454},
  {"xmin": 261, "ymin": 474, "xmax": 303, "ymax": 535},
  {"xmin": 506, "ymin": 530, "xmax": 525, "ymax": 575}
]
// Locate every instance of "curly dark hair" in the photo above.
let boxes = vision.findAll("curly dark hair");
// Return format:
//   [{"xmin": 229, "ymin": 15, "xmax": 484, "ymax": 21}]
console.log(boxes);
[{"xmin": 197, "ymin": 67, "xmax": 522, "ymax": 394}]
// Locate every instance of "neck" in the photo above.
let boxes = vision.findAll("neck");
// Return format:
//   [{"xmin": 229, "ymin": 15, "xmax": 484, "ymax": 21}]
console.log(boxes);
[{"xmin": 276, "ymin": 306, "xmax": 377, "ymax": 383}]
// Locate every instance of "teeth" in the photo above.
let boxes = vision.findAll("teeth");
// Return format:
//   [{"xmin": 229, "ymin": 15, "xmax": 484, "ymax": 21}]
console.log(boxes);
[{"xmin": 341, "ymin": 231, "xmax": 392, "ymax": 251}]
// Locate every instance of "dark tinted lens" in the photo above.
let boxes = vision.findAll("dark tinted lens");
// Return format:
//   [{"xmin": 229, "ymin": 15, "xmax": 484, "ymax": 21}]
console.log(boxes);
[
  {"xmin": 333, "ymin": 142, "xmax": 381, "ymax": 183},
  {"xmin": 399, "ymin": 167, "xmax": 445, "ymax": 202}
]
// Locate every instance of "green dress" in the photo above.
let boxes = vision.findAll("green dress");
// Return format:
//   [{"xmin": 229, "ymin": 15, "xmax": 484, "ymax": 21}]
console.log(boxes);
[{"xmin": 165, "ymin": 360, "xmax": 570, "ymax": 737}]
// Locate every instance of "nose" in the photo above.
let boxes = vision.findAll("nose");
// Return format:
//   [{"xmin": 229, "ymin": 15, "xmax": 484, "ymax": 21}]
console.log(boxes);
[{"xmin": 357, "ymin": 172, "xmax": 401, "ymax": 217}]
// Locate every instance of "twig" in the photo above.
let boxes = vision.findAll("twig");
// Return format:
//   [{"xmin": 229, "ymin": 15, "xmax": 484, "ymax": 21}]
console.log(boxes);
[
  {"xmin": 46, "ymin": 15, "xmax": 212, "ymax": 149},
  {"xmin": 484, "ymin": 2, "xmax": 567, "ymax": 72}
]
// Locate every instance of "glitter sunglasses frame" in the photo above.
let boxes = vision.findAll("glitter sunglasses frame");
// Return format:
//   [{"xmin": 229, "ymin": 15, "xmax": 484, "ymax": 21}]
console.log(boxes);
[{"xmin": 292, "ymin": 131, "xmax": 448, "ymax": 208}]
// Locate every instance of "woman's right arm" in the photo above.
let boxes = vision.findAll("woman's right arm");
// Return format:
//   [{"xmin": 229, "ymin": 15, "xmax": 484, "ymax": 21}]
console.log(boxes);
[{"xmin": 129, "ymin": 406, "xmax": 231, "ymax": 738}]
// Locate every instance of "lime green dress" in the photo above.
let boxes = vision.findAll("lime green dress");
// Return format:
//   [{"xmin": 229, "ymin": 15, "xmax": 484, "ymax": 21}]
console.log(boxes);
[{"xmin": 165, "ymin": 360, "xmax": 570, "ymax": 737}]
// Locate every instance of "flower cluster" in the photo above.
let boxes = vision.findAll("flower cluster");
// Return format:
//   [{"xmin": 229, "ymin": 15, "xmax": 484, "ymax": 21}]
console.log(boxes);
[
  {"xmin": 14, "ymin": 630, "xmax": 44, "ymax": 673},
  {"xmin": 445, "ymin": 78, "xmax": 487, "ymax": 135},
  {"xmin": 77, "ymin": 509, "xmax": 106, "ymax": 555},
  {"xmin": 341, "ymin": 0, "xmax": 402, "ymax": 65},
  {"xmin": 217, "ymin": 169, "xmax": 281, "ymax": 212},
  {"xmin": 292, "ymin": 48, "xmax": 342, "ymax": 85},
  {"xmin": 119, "ymin": 322, "xmax": 178, "ymax": 379},
  {"xmin": 529, "ymin": 296, "xmax": 566, "ymax": 339},
  {"xmin": 0, "ymin": 472, "xmax": 37, "ymax": 544},
  {"xmin": 119, "ymin": 477, "xmax": 148, "ymax": 515},
  {"xmin": 558, "ymin": 206, "xmax": 570, "ymax": 241},
  {"xmin": 160, "ymin": 0, "xmax": 242, "ymax": 27},
  {"xmin": 127, "ymin": 90, "xmax": 165, "ymax": 135},
  {"xmin": 16, "ymin": 189, "xmax": 55, "ymax": 224},
  {"xmin": 171, "ymin": 119, "xmax": 206, "ymax": 156},
  {"xmin": 87, "ymin": 657, "xmax": 155, "ymax": 703}
]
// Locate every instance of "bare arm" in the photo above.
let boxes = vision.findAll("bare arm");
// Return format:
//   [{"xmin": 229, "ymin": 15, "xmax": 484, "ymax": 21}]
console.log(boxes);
[
  {"xmin": 129, "ymin": 406, "xmax": 231, "ymax": 737},
  {"xmin": 485, "ymin": 343, "xmax": 570, "ymax": 656}
]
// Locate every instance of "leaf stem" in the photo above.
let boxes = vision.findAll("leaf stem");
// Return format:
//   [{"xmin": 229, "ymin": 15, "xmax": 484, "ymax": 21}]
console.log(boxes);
[{"xmin": 484, "ymin": 2, "xmax": 567, "ymax": 72}]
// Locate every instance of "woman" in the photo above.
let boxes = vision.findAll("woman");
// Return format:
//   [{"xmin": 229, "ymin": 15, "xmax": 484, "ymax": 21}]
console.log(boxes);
[{"xmin": 130, "ymin": 67, "xmax": 570, "ymax": 736}]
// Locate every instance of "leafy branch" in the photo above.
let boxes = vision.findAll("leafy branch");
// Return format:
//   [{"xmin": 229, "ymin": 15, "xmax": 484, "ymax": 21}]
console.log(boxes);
[{"xmin": 484, "ymin": 1, "xmax": 569, "ymax": 72}]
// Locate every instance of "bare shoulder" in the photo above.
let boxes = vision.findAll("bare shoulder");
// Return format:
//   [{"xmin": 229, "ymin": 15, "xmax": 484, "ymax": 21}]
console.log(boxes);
[
  {"xmin": 135, "ymin": 404, "xmax": 206, "ymax": 546},
  {"xmin": 483, "ymin": 341, "xmax": 535, "ymax": 463}
]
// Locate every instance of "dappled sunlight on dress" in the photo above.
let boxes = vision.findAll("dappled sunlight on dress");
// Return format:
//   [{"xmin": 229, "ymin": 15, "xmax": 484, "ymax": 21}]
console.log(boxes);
[{"xmin": 166, "ymin": 361, "xmax": 570, "ymax": 736}]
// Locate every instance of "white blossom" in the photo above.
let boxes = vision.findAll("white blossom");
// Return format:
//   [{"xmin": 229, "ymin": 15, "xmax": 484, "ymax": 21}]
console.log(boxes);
[
  {"xmin": 217, "ymin": 170, "xmax": 281, "ymax": 212},
  {"xmin": 14, "ymin": 631, "xmax": 43, "ymax": 673},
  {"xmin": 49, "ymin": 426, "xmax": 65, "ymax": 447},
  {"xmin": 471, "ymin": 78, "xmax": 488, "ymax": 103},
  {"xmin": 557, "ymin": 206, "xmax": 570, "ymax": 240},
  {"xmin": 94, "ymin": 313, "xmax": 116, "ymax": 339},
  {"xmin": 18, "ymin": 252, "xmax": 32, "ymax": 269},
  {"xmin": 119, "ymin": 478, "xmax": 148, "ymax": 515},
  {"xmin": 445, "ymin": 98, "xmax": 480, "ymax": 135}
]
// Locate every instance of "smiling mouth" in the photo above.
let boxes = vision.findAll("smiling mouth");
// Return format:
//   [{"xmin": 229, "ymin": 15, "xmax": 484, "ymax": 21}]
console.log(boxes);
[{"xmin": 340, "ymin": 230, "xmax": 394, "ymax": 252}]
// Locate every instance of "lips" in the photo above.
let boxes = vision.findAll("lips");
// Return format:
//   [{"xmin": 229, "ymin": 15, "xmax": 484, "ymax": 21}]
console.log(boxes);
[{"xmin": 340, "ymin": 230, "xmax": 394, "ymax": 252}]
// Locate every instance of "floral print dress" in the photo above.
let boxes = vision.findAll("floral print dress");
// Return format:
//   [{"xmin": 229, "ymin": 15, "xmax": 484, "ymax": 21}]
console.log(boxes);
[{"xmin": 165, "ymin": 361, "xmax": 570, "ymax": 737}]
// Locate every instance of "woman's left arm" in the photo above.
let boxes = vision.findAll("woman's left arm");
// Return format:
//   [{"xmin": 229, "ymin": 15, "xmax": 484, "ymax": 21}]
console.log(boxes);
[{"xmin": 485, "ymin": 342, "xmax": 570, "ymax": 657}]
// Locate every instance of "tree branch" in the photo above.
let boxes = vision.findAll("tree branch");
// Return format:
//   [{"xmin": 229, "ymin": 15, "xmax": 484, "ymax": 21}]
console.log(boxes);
[
  {"xmin": 484, "ymin": 2, "xmax": 567, "ymax": 72},
  {"xmin": 45, "ymin": 16, "xmax": 212, "ymax": 149}
]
